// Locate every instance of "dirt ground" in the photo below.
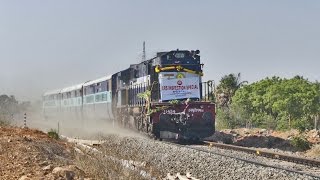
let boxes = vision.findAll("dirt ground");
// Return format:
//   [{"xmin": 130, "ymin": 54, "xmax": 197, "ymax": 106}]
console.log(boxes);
[
  {"xmin": 209, "ymin": 128, "xmax": 320, "ymax": 157},
  {"xmin": 2, "ymin": 121, "xmax": 320, "ymax": 179},
  {"xmin": 0, "ymin": 126, "xmax": 86, "ymax": 180},
  {"xmin": 0, "ymin": 124, "xmax": 160, "ymax": 180}
]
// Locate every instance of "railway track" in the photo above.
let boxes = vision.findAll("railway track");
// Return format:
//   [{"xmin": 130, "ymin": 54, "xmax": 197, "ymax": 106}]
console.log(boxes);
[
  {"xmin": 61, "ymin": 133, "xmax": 320, "ymax": 179},
  {"xmin": 161, "ymin": 140, "xmax": 320, "ymax": 179},
  {"xmin": 203, "ymin": 141, "xmax": 320, "ymax": 167}
]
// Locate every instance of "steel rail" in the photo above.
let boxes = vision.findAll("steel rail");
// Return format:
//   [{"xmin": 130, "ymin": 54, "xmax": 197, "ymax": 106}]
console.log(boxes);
[
  {"xmin": 161, "ymin": 141, "xmax": 320, "ymax": 179},
  {"xmin": 203, "ymin": 141, "xmax": 320, "ymax": 167}
]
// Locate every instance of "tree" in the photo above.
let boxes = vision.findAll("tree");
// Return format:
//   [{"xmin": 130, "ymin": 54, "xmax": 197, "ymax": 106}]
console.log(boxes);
[
  {"xmin": 0, "ymin": 95, "xmax": 18, "ymax": 114},
  {"xmin": 0, "ymin": 95, "xmax": 20, "ymax": 123},
  {"xmin": 231, "ymin": 76, "xmax": 320, "ymax": 131},
  {"xmin": 216, "ymin": 73, "xmax": 247, "ymax": 107}
]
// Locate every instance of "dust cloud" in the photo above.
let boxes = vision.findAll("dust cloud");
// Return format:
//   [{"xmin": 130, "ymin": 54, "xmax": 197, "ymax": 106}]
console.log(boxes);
[{"xmin": 13, "ymin": 106, "xmax": 144, "ymax": 140}]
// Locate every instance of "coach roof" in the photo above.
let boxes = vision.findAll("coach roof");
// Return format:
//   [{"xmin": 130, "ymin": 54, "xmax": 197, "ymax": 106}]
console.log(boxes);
[
  {"xmin": 83, "ymin": 75, "xmax": 112, "ymax": 87},
  {"xmin": 60, "ymin": 83, "xmax": 84, "ymax": 93},
  {"xmin": 43, "ymin": 89, "xmax": 62, "ymax": 96}
]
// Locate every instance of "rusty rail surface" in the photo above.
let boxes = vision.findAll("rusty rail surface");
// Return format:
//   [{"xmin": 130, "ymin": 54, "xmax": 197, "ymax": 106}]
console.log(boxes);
[{"xmin": 204, "ymin": 141, "xmax": 320, "ymax": 167}]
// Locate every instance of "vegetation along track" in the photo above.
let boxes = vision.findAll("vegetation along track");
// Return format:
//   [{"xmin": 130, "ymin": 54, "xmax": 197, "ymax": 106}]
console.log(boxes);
[{"xmin": 162, "ymin": 140, "xmax": 320, "ymax": 179}]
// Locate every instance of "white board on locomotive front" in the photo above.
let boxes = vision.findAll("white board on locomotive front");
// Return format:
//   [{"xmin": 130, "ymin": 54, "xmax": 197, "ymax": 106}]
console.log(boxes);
[{"xmin": 159, "ymin": 72, "xmax": 200, "ymax": 101}]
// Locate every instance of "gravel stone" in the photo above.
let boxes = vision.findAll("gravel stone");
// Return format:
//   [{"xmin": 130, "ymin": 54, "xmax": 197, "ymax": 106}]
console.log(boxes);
[{"xmin": 98, "ymin": 135, "xmax": 320, "ymax": 180}]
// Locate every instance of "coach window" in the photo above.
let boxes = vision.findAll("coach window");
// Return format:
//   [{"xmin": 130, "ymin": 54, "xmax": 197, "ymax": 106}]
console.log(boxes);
[
  {"xmin": 99, "ymin": 81, "xmax": 106, "ymax": 92},
  {"xmin": 90, "ymin": 85, "xmax": 94, "ymax": 94},
  {"xmin": 85, "ymin": 86, "xmax": 89, "ymax": 95},
  {"xmin": 95, "ymin": 84, "xmax": 98, "ymax": 93},
  {"xmin": 107, "ymin": 80, "xmax": 112, "ymax": 91},
  {"xmin": 88, "ymin": 86, "xmax": 92, "ymax": 94}
]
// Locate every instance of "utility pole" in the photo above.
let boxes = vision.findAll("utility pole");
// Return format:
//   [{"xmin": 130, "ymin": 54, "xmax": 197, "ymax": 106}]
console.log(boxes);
[{"xmin": 142, "ymin": 41, "xmax": 146, "ymax": 62}]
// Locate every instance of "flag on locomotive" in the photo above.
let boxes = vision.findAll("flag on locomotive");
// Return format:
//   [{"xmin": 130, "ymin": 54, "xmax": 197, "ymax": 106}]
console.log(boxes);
[
  {"xmin": 43, "ymin": 49, "xmax": 215, "ymax": 141},
  {"xmin": 113, "ymin": 50, "xmax": 215, "ymax": 140}
]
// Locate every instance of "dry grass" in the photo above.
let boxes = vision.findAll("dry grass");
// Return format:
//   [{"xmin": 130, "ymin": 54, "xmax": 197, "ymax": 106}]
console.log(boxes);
[
  {"xmin": 97, "ymin": 137, "xmax": 163, "ymax": 179},
  {"xmin": 305, "ymin": 144, "xmax": 320, "ymax": 157},
  {"xmin": 74, "ymin": 145, "xmax": 146, "ymax": 179}
]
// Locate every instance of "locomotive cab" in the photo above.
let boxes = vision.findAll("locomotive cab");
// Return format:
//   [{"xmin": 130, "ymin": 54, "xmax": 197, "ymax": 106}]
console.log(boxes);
[
  {"xmin": 154, "ymin": 50, "xmax": 203, "ymax": 102},
  {"xmin": 144, "ymin": 50, "xmax": 215, "ymax": 140}
]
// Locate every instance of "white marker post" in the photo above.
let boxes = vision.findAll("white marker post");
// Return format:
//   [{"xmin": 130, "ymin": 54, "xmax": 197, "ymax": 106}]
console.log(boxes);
[{"xmin": 23, "ymin": 113, "xmax": 27, "ymax": 128}]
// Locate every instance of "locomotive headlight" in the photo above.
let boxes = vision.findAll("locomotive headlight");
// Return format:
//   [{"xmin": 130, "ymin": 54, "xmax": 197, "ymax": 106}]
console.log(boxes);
[{"xmin": 155, "ymin": 66, "xmax": 161, "ymax": 73}]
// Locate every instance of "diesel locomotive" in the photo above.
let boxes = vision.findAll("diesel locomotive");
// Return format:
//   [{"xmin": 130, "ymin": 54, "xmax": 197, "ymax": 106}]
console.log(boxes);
[{"xmin": 43, "ymin": 49, "xmax": 215, "ymax": 140}]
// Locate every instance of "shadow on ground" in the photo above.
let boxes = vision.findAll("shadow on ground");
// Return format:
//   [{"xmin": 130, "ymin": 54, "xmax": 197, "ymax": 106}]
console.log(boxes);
[
  {"xmin": 234, "ymin": 135, "xmax": 295, "ymax": 151},
  {"xmin": 206, "ymin": 131, "xmax": 297, "ymax": 152}
]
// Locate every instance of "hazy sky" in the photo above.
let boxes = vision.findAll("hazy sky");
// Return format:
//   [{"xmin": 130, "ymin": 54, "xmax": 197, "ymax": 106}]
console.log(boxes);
[{"xmin": 0, "ymin": 0, "xmax": 319, "ymax": 101}]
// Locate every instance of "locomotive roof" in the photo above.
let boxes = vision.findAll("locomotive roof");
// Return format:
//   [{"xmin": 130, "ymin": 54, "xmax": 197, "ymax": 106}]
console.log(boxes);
[
  {"xmin": 156, "ymin": 50, "xmax": 190, "ymax": 57},
  {"xmin": 83, "ymin": 75, "xmax": 112, "ymax": 86}
]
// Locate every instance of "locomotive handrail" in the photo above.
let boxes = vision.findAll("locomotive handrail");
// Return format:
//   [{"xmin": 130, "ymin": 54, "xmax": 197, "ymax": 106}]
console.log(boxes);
[{"xmin": 155, "ymin": 65, "xmax": 203, "ymax": 76}]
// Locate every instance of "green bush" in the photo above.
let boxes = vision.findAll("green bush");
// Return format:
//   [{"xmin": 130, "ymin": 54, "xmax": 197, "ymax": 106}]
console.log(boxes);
[
  {"xmin": 47, "ymin": 129, "xmax": 59, "ymax": 140},
  {"xmin": 292, "ymin": 118, "xmax": 312, "ymax": 133},
  {"xmin": 216, "ymin": 109, "xmax": 231, "ymax": 130},
  {"xmin": 290, "ymin": 136, "xmax": 311, "ymax": 151}
]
